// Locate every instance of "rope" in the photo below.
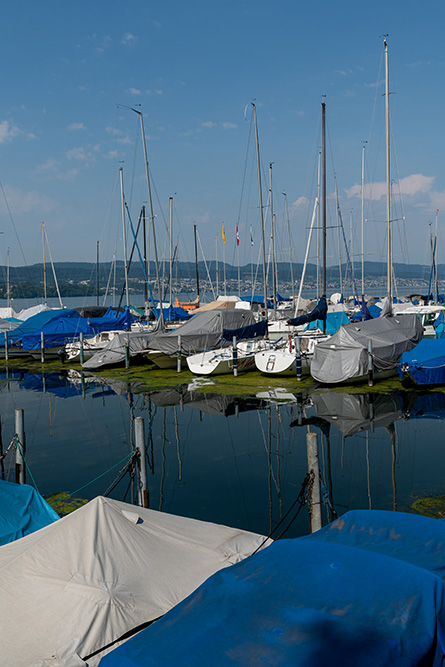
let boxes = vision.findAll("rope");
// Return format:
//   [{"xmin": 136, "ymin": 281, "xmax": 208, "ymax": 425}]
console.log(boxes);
[
  {"xmin": 103, "ymin": 451, "xmax": 139, "ymax": 497},
  {"xmin": 0, "ymin": 435, "xmax": 18, "ymax": 463},
  {"xmin": 14, "ymin": 438, "xmax": 39, "ymax": 491},
  {"xmin": 249, "ymin": 473, "xmax": 311, "ymax": 557},
  {"xmin": 59, "ymin": 451, "xmax": 137, "ymax": 500}
]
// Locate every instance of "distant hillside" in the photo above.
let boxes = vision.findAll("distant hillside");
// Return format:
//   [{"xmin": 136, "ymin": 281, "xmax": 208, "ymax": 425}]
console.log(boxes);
[{"xmin": 0, "ymin": 260, "xmax": 437, "ymax": 299}]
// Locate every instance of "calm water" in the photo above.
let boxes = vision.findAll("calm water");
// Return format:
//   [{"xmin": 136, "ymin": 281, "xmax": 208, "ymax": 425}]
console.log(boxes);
[{"xmin": 1, "ymin": 367, "xmax": 444, "ymax": 539}]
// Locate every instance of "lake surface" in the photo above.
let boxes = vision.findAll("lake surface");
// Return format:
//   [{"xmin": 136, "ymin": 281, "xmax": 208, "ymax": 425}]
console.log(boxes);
[{"xmin": 1, "ymin": 366, "xmax": 444, "ymax": 539}]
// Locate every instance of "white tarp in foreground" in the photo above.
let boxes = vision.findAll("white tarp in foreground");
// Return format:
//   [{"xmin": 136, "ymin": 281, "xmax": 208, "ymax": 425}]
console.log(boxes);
[{"xmin": 0, "ymin": 496, "xmax": 269, "ymax": 666}]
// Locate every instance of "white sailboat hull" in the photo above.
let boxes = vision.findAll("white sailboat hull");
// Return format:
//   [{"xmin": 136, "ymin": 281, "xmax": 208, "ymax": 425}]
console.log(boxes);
[
  {"xmin": 255, "ymin": 334, "xmax": 330, "ymax": 376},
  {"xmin": 187, "ymin": 341, "xmax": 261, "ymax": 376}
]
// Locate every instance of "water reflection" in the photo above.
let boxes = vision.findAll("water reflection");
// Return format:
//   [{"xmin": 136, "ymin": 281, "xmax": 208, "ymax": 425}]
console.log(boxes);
[{"xmin": 0, "ymin": 368, "xmax": 444, "ymax": 539}]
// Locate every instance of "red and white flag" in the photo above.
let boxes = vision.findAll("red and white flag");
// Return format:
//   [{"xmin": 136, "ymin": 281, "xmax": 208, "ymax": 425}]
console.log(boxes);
[{"xmin": 236, "ymin": 224, "xmax": 239, "ymax": 246}]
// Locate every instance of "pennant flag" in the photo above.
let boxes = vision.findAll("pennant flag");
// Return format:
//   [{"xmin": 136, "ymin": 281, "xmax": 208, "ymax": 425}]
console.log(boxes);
[
  {"xmin": 250, "ymin": 225, "xmax": 254, "ymax": 246},
  {"xmin": 236, "ymin": 224, "xmax": 239, "ymax": 246},
  {"xmin": 222, "ymin": 223, "xmax": 226, "ymax": 245}
]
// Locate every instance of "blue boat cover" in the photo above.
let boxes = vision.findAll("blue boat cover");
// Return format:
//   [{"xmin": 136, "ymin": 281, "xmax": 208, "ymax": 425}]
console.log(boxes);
[
  {"xmin": 102, "ymin": 509, "xmax": 445, "ymax": 666},
  {"xmin": 304, "ymin": 310, "xmax": 350, "ymax": 335},
  {"xmin": 0, "ymin": 480, "xmax": 59, "ymax": 546},
  {"xmin": 152, "ymin": 306, "xmax": 191, "ymax": 322},
  {"xmin": 21, "ymin": 309, "xmax": 134, "ymax": 350},
  {"xmin": 222, "ymin": 319, "xmax": 268, "ymax": 342},
  {"xmin": 0, "ymin": 308, "xmax": 80, "ymax": 346},
  {"xmin": 287, "ymin": 296, "xmax": 327, "ymax": 327},
  {"xmin": 398, "ymin": 338, "xmax": 445, "ymax": 385}
]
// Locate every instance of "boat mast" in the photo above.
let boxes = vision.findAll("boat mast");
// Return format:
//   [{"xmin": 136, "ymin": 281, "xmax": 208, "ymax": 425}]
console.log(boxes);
[
  {"xmin": 252, "ymin": 103, "xmax": 268, "ymax": 316},
  {"xmin": 269, "ymin": 163, "xmax": 277, "ymax": 317},
  {"xmin": 215, "ymin": 234, "xmax": 219, "ymax": 297},
  {"xmin": 361, "ymin": 141, "xmax": 367, "ymax": 300},
  {"xmin": 42, "ymin": 221, "xmax": 47, "ymax": 305},
  {"xmin": 119, "ymin": 167, "xmax": 130, "ymax": 310},
  {"xmin": 6, "ymin": 247, "xmax": 10, "ymax": 309},
  {"xmin": 169, "ymin": 197, "xmax": 173, "ymax": 306},
  {"xmin": 96, "ymin": 240, "xmax": 100, "ymax": 306},
  {"xmin": 194, "ymin": 224, "xmax": 200, "ymax": 300},
  {"xmin": 283, "ymin": 193, "xmax": 294, "ymax": 294},
  {"xmin": 384, "ymin": 39, "xmax": 392, "ymax": 306},
  {"xmin": 436, "ymin": 209, "xmax": 440, "ymax": 301},
  {"xmin": 321, "ymin": 101, "xmax": 327, "ymax": 333}
]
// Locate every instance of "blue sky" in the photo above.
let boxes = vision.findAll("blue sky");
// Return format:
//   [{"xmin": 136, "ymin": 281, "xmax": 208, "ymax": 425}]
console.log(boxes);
[{"xmin": 0, "ymin": 0, "xmax": 444, "ymax": 275}]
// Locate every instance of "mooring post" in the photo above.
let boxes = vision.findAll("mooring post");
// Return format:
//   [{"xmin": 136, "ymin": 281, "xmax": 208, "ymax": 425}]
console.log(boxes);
[
  {"xmin": 177, "ymin": 334, "xmax": 182, "ymax": 373},
  {"xmin": 79, "ymin": 332, "xmax": 84, "ymax": 365},
  {"xmin": 232, "ymin": 335, "xmax": 238, "ymax": 377},
  {"xmin": 306, "ymin": 431, "xmax": 322, "ymax": 533},
  {"xmin": 125, "ymin": 335, "xmax": 130, "ymax": 369},
  {"xmin": 15, "ymin": 408, "xmax": 25, "ymax": 485},
  {"xmin": 295, "ymin": 335, "xmax": 302, "ymax": 381},
  {"xmin": 40, "ymin": 332, "xmax": 45, "ymax": 364},
  {"xmin": 367, "ymin": 339, "xmax": 374, "ymax": 387},
  {"xmin": 135, "ymin": 416, "xmax": 149, "ymax": 508},
  {"xmin": 4, "ymin": 330, "xmax": 8, "ymax": 362}
]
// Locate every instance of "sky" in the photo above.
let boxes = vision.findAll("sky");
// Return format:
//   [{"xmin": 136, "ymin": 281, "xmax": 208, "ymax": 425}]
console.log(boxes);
[{"xmin": 0, "ymin": 0, "xmax": 444, "ymax": 275}]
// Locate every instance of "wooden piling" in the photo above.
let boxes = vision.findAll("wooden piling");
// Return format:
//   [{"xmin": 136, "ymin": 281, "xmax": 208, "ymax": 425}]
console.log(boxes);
[
  {"xmin": 306, "ymin": 431, "xmax": 322, "ymax": 533},
  {"xmin": 15, "ymin": 408, "xmax": 25, "ymax": 485},
  {"xmin": 135, "ymin": 416, "xmax": 149, "ymax": 508},
  {"xmin": 367, "ymin": 339, "xmax": 374, "ymax": 387},
  {"xmin": 177, "ymin": 335, "xmax": 182, "ymax": 373},
  {"xmin": 232, "ymin": 336, "xmax": 238, "ymax": 377}
]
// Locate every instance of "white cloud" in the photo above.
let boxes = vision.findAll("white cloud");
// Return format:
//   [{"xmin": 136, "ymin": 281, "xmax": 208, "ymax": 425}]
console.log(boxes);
[
  {"xmin": 121, "ymin": 32, "xmax": 138, "ymax": 45},
  {"xmin": 146, "ymin": 88, "xmax": 163, "ymax": 96},
  {"xmin": 67, "ymin": 123, "xmax": 86, "ymax": 131},
  {"xmin": 345, "ymin": 174, "xmax": 435, "ymax": 201},
  {"xmin": 127, "ymin": 88, "xmax": 141, "ymax": 96},
  {"xmin": 201, "ymin": 121, "xmax": 217, "ymax": 129},
  {"xmin": 292, "ymin": 196, "xmax": 310, "ymax": 209},
  {"xmin": 222, "ymin": 122, "xmax": 237, "ymax": 130},
  {"xmin": 0, "ymin": 186, "xmax": 55, "ymax": 214},
  {"xmin": 33, "ymin": 158, "xmax": 79, "ymax": 181},
  {"xmin": 0, "ymin": 120, "xmax": 22, "ymax": 143}
]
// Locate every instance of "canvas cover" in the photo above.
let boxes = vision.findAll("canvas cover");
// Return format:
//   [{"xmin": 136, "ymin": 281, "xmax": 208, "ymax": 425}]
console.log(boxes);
[
  {"xmin": 287, "ymin": 295, "xmax": 327, "ymax": 327},
  {"xmin": 0, "ymin": 496, "xmax": 269, "ymax": 666},
  {"xmin": 311, "ymin": 314, "xmax": 423, "ymax": 384},
  {"xmin": 148, "ymin": 309, "xmax": 256, "ymax": 357},
  {"xmin": 311, "ymin": 392, "xmax": 402, "ymax": 436},
  {"xmin": 102, "ymin": 509, "xmax": 445, "ymax": 667},
  {"xmin": 22, "ymin": 308, "xmax": 134, "ymax": 350},
  {"xmin": 304, "ymin": 310, "xmax": 350, "ymax": 335},
  {"xmin": 0, "ymin": 308, "xmax": 80, "ymax": 346},
  {"xmin": 398, "ymin": 338, "xmax": 445, "ymax": 385},
  {"xmin": 83, "ymin": 322, "xmax": 164, "ymax": 369},
  {"xmin": 0, "ymin": 480, "xmax": 59, "ymax": 546}
]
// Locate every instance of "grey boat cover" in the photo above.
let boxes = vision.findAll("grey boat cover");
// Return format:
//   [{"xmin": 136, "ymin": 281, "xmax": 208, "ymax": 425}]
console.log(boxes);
[
  {"xmin": 311, "ymin": 314, "xmax": 423, "ymax": 384},
  {"xmin": 0, "ymin": 496, "xmax": 269, "ymax": 666},
  {"xmin": 311, "ymin": 392, "xmax": 402, "ymax": 436},
  {"xmin": 148, "ymin": 309, "xmax": 256, "ymax": 357},
  {"xmin": 83, "ymin": 322, "xmax": 164, "ymax": 370}
]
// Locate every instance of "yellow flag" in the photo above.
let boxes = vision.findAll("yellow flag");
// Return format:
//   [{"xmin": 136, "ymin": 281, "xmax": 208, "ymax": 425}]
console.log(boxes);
[{"xmin": 222, "ymin": 223, "xmax": 226, "ymax": 245}]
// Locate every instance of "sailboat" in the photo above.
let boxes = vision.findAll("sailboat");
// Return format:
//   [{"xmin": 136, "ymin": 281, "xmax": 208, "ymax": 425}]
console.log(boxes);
[
  {"xmin": 310, "ymin": 40, "xmax": 424, "ymax": 385},
  {"xmin": 255, "ymin": 101, "xmax": 330, "ymax": 377}
]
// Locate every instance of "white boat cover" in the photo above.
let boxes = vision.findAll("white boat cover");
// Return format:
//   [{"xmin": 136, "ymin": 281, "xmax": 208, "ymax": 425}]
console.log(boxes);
[
  {"xmin": 311, "ymin": 314, "xmax": 424, "ymax": 384},
  {"xmin": 148, "ymin": 309, "xmax": 256, "ymax": 357},
  {"xmin": 0, "ymin": 496, "xmax": 269, "ymax": 666},
  {"xmin": 0, "ymin": 307, "xmax": 19, "ymax": 320},
  {"xmin": 16, "ymin": 303, "xmax": 52, "ymax": 320}
]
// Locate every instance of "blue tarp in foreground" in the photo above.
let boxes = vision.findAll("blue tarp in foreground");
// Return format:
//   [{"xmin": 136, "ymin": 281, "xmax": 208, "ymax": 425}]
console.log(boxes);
[
  {"xmin": 0, "ymin": 480, "xmax": 59, "ymax": 546},
  {"xmin": 398, "ymin": 338, "xmax": 445, "ymax": 385},
  {"xmin": 102, "ymin": 509, "xmax": 445, "ymax": 666}
]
